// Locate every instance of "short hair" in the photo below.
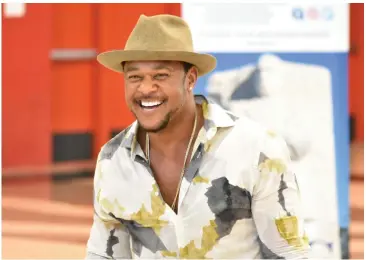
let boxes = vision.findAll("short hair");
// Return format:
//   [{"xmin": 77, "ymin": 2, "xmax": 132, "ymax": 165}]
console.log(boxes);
[{"xmin": 182, "ymin": 62, "xmax": 194, "ymax": 74}]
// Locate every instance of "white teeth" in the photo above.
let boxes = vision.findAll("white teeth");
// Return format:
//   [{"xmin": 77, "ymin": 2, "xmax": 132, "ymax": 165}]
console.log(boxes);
[{"xmin": 141, "ymin": 100, "xmax": 163, "ymax": 107}]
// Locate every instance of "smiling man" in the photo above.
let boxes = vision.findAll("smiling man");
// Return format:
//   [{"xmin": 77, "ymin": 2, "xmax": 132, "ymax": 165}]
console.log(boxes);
[{"xmin": 86, "ymin": 14, "xmax": 310, "ymax": 259}]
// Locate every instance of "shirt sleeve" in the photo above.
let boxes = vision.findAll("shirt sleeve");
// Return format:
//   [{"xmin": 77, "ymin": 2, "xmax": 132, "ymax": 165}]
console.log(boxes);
[
  {"xmin": 251, "ymin": 132, "xmax": 310, "ymax": 259},
  {"xmin": 86, "ymin": 155, "xmax": 132, "ymax": 259}
]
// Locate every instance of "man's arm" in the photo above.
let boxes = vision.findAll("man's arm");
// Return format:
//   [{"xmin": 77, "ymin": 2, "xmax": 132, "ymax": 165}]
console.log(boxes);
[
  {"xmin": 86, "ymin": 156, "xmax": 132, "ymax": 259},
  {"xmin": 252, "ymin": 133, "xmax": 310, "ymax": 259}
]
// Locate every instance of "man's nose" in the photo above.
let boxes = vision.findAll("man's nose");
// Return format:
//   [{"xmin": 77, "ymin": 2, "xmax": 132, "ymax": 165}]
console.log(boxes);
[{"xmin": 138, "ymin": 77, "xmax": 157, "ymax": 94}]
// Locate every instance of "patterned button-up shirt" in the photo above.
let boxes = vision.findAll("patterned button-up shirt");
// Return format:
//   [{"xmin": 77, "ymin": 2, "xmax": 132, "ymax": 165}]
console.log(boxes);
[{"xmin": 86, "ymin": 95, "xmax": 310, "ymax": 259}]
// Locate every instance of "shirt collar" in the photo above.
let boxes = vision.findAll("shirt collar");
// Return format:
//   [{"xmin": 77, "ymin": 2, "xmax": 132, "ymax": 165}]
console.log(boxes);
[{"xmin": 120, "ymin": 95, "xmax": 238, "ymax": 158}]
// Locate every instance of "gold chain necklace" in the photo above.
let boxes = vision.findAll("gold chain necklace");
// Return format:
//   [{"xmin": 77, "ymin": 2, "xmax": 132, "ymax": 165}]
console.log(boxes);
[{"xmin": 145, "ymin": 111, "xmax": 198, "ymax": 211}]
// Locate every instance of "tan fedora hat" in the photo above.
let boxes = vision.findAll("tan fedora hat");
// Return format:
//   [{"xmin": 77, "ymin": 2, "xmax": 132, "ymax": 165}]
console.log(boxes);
[{"xmin": 97, "ymin": 14, "xmax": 217, "ymax": 76}]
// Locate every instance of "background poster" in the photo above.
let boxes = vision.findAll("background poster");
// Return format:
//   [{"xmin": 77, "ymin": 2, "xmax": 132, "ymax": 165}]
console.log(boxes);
[{"xmin": 182, "ymin": 3, "xmax": 349, "ymax": 258}]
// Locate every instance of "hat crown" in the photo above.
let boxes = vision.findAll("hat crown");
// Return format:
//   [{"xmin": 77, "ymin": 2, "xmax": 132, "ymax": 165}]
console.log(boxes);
[{"xmin": 125, "ymin": 14, "xmax": 194, "ymax": 52}]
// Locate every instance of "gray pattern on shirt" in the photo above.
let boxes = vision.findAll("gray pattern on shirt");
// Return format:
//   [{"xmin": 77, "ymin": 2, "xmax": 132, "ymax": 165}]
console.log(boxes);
[
  {"xmin": 109, "ymin": 213, "xmax": 167, "ymax": 255},
  {"xmin": 205, "ymin": 177, "xmax": 252, "ymax": 238},
  {"xmin": 99, "ymin": 127, "xmax": 132, "ymax": 161}
]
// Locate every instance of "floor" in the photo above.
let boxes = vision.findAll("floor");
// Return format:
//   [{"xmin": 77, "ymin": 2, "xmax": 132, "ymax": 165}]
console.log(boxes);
[
  {"xmin": 2, "ymin": 144, "xmax": 364, "ymax": 259},
  {"xmin": 2, "ymin": 177, "xmax": 93, "ymax": 258},
  {"xmin": 349, "ymin": 143, "xmax": 364, "ymax": 259}
]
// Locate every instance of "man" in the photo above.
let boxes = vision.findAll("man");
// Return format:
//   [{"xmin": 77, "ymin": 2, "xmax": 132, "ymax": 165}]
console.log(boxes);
[{"xmin": 86, "ymin": 14, "xmax": 310, "ymax": 259}]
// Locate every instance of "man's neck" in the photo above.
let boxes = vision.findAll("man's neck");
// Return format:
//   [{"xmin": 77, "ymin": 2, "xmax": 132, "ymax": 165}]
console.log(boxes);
[{"xmin": 146, "ymin": 103, "xmax": 203, "ymax": 158}]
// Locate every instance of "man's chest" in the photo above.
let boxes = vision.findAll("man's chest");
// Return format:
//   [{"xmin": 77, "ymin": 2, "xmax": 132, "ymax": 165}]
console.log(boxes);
[
  {"xmin": 97, "ymin": 143, "xmax": 260, "ymax": 257},
  {"xmin": 148, "ymin": 155, "xmax": 186, "ymax": 211},
  {"xmin": 98, "ymin": 148, "xmax": 255, "ymax": 225}
]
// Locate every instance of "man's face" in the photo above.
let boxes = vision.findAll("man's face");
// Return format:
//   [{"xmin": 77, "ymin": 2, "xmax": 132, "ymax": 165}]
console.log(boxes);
[{"xmin": 123, "ymin": 60, "xmax": 196, "ymax": 133}]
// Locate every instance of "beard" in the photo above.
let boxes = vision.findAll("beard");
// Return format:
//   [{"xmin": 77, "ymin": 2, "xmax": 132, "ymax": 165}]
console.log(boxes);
[{"xmin": 138, "ymin": 111, "xmax": 172, "ymax": 133}]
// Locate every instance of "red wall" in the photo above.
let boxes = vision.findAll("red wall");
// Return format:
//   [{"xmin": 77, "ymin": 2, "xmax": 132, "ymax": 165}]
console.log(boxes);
[
  {"xmin": 349, "ymin": 3, "xmax": 364, "ymax": 142},
  {"xmin": 51, "ymin": 4, "xmax": 95, "ymax": 134},
  {"xmin": 2, "ymin": 4, "xmax": 53, "ymax": 168}
]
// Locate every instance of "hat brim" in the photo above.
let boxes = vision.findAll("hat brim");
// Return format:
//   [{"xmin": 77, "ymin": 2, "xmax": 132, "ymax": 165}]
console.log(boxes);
[{"xmin": 97, "ymin": 50, "xmax": 217, "ymax": 76}]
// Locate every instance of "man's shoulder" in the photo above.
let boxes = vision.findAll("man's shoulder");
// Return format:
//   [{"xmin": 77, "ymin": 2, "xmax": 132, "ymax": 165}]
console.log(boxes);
[
  {"xmin": 231, "ymin": 115, "xmax": 269, "ymax": 138},
  {"xmin": 98, "ymin": 125, "xmax": 134, "ymax": 161},
  {"xmin": 227, "ymin": 115, "xmax": 288, "ymax": 153}
]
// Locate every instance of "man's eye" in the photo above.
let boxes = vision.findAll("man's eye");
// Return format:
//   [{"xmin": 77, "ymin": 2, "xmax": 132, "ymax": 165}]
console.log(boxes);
[
  {"xmin": 128, "ymin": 75, "xmax": 142, "ymax": 82},
  {"xmin": 154, "ymin": 74, "xmax": 169, "ymax": 80}
]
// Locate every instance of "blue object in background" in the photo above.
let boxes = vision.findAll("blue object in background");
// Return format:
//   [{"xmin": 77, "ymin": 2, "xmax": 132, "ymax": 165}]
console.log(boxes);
[{"xmin": 195, "ymin": 52, "xmax": 349, "ymax": 231}]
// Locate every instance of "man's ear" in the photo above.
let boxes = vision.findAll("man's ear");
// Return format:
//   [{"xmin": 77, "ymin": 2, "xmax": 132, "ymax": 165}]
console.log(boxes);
[{"xmin": 187, "ymin": 66, "xmax": 198, "ymax": 91}]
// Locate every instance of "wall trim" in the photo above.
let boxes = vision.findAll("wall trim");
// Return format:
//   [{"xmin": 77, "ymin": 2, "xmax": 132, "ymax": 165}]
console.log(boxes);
[{"xmin": 50, "ymin": 48, "xmax": 97, "ymax": 61}]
